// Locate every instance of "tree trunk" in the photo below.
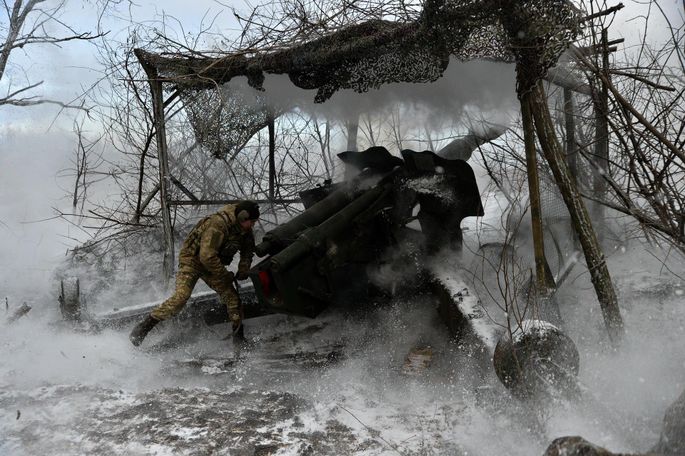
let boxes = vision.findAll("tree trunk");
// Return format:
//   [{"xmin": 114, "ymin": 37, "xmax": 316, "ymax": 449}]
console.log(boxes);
[
  {"xmin": 528, "ymin": 81, "xmax": 624, "ymax": 346},
  {"xmin": 521, "ymin": 98, "xmax": 555, "ymax": 292}
]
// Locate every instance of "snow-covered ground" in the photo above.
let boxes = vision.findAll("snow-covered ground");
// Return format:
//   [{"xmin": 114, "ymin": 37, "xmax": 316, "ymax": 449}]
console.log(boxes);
[
  {"xmin": 0, "ymin": 167, "xmax": 682, "ymax": 455},
  {"xmin": 1, "ymin": 236, "xmax": 684, "ymax": 455}
]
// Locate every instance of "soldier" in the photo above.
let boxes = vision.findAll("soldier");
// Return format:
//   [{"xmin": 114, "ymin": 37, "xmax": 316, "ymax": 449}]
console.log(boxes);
[{"xmin": 129, "ymin": 200, "xmax": 260, "ymax": 346}]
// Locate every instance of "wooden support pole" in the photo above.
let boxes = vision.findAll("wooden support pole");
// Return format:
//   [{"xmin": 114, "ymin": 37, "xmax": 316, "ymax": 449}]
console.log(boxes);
[
  {"xmin": 563, "ymin": 88, "xmax": 578, "ymax": 182},
  {"xmin": 529, "ymin": 80, "xmax": 624, "ymax": 346},
  {"xmin": 564, "ymin": 87, "xmax": 581, "ymax": 250},
  {"xmin": 521, "ymin": 96, "xmax": 556, "ymax": 292},
  {"xmin": 134, "ymin": 47, "xmax": 177, "ymax": 284},
  {"xmin": 150, "ymin": 78, "xmax": 175, "ymax": 284},
  {"xmin": 591, "ymin": 28, "xmax": 611, "ymax": 243},
  {"xmin": 268, "ymin": 110, "xmax": 276, "ymax": 201},
  {"xmin": 134, "ymin": 64, "xmax": 176, "ymax": 285}
]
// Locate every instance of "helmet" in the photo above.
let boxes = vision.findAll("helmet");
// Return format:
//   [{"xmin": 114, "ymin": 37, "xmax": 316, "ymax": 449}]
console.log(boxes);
[{"xmin": 235, "ymin": 200, "xmax": 260, "ymax": 222}]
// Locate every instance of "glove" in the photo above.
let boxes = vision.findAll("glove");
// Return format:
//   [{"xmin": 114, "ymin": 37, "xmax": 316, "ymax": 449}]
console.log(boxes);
[{"xmin": 235, "ymin": 269, "xmax": 249, "ymax": 281}]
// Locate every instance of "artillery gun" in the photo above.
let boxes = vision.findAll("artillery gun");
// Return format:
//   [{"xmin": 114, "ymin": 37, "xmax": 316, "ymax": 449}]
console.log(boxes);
[
  {"xmin": 248, "ymin": 145, "xmax": 483, "ymax": 317},
  {"xmin": 58, "ymin": 146, "xmax": 580, "ymax": 398}
]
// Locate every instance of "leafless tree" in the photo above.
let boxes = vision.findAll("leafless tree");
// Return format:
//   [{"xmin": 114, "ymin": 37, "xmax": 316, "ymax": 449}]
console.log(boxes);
[
  {"xmin": 56, "ymin": 118, "xmax": 108, "ymax": 214},
  {"xmin": 0, "ymin": 0, "xmax": 101, "ymax": 108},
  {"xmin": 540, "ymin": 2, "xmax": 685, "ymax": 254}
]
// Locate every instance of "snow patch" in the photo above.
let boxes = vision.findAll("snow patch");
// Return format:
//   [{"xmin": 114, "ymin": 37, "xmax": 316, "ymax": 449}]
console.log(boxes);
[
  {"xmin": 426, "ymin": 252, "xmax": 500, "ymax": 351},
  {"xmin": 405, "ymin": 175, "xmax": 457, "ymax": 203},
  {"xmin": 511, "ymin": 319, "xmax": 559, "ymax": 344}
]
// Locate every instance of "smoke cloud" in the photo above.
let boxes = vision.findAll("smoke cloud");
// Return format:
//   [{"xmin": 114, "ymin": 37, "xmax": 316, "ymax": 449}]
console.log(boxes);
[{"xmin": 226, "ymin": 57, "xmax": 519, "ymax": 127}]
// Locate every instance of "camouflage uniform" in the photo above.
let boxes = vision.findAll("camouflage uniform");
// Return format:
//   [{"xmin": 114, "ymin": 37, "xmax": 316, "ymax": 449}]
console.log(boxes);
[{"xmin": 150, "ymin": 204, "xmax": 255, "ymax": 324}]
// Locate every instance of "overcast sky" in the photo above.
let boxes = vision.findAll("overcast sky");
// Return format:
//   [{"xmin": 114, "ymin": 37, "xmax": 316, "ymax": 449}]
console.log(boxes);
[{"xmin": 0, "ymin": 0, "xmax": 243, "ymax": 296}]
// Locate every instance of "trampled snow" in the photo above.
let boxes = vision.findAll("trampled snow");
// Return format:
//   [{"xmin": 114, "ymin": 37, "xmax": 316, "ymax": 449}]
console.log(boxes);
[{"xmin": 2, "ymin": 237, "xmax": 684, "ymax": 455}]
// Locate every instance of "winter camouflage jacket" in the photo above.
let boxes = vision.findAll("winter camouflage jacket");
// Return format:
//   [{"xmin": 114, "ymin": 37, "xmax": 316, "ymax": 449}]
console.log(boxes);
[{"xmin": 178, "ymin": 204, "xmax": 255, "ymax": 281}]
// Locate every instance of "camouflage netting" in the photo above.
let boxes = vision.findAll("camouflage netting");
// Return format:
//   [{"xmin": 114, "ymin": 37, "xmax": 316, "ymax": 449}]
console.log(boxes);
[
  {"xmin": 181, "ymin": 86, "xmax": 270, "ymax": 159},
  {"xmin": 135, "ymin": 0, "xmax": 582, "ymax": 158}
]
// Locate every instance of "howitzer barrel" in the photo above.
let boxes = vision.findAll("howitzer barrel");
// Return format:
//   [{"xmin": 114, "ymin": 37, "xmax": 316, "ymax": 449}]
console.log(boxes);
[
  {"xmin": 255, "ymin": 186, "xmax": 355, "ymax": 257},
  {"xmin": 269, "ymin": 184, "xmax": 388, "ymax": 273}
]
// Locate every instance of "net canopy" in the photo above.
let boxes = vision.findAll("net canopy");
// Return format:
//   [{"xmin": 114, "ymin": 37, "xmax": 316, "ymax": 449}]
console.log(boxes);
[{"xmin": 135, "ymin": 0, "xmax": 582, "ymax": 158}]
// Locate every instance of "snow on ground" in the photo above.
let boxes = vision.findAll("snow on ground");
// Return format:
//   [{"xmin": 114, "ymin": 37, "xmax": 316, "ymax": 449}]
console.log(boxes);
[
  {"xmin": 1, "ymin": 237, "xmax": 684, "ymax": 455},
  {"xmin": 0, "ymin": 296, "xmax": 541, "ymax": 456}
]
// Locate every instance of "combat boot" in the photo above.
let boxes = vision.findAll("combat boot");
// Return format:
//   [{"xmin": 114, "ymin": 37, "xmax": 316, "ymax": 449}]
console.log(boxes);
[
  {"xmin": 129, "ymin": 315, "xmax": 160, "ymax": 346},
  {"xmin": 232, "ymin": 322, "xmax": 245, "ymax": 343}
]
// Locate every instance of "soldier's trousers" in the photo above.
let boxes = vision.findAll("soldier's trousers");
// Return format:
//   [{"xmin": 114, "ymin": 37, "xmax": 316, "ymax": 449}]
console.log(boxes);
[{"xmin": 151, "ymin": 262, "xmax": 240, "ymax": 321}]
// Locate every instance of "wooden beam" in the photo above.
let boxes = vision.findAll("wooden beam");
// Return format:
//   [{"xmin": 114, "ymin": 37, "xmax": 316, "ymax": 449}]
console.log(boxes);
[{"xmin": 170, "ymin": 175, "xmax": 200, "ymax": 202}]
